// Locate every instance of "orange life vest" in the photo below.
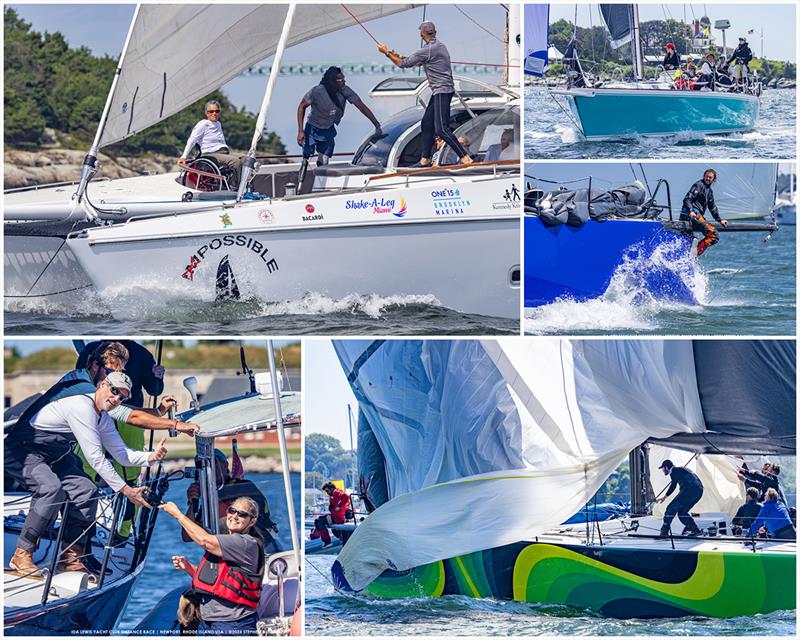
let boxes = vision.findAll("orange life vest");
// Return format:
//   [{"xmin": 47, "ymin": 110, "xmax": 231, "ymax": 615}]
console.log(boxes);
[{"xmin": 192, "ymin": 544, "xmax": 264, "ymax": 609}]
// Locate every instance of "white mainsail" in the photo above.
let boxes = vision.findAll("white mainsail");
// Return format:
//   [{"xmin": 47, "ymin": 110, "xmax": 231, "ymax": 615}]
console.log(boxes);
[
  {"xmin": 98, "ymin": 3, "xmax": 415, "ymax": 147},
  {"xmin": 333, "ymin": 339, "xmax": 708, "ymax": 591}
]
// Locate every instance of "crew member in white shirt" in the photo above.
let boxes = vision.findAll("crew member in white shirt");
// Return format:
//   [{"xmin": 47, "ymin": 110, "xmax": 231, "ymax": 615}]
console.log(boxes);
[
  {"xmin": 7, "ymin": 372, "xmax": 168, "ymax": 578},
  {"xmin": 178, "ymin": 100, "xmax": 242, "ymax": 189}
]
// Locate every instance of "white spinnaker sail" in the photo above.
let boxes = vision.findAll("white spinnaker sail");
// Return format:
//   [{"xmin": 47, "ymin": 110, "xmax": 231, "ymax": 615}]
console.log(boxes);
[
  {"xmin": 334, "ymin": 339, "xmax": 707, "ymax": 591},
  {"xmin": 524, "ymin": 4, "xmax": 549, "ymax": 77},
  {"xmin": 98, "ymin": 3, "xmax": 415, "ymax": 147}
]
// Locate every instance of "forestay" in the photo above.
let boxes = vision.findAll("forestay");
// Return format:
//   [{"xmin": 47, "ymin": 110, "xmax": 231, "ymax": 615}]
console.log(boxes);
[
  {"xmin": 332, "ymin": 339, "xmax": 710, "ymax": 591},
  {"xmin": 98, "ymin": 3, "xmax": 415, "ymax": 147}
]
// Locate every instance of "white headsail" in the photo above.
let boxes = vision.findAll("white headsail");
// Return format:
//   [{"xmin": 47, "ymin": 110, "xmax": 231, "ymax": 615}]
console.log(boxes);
[
  {"xmin": 97, "ymin": 3, "xmax": 416, "ymax": 148},
  {"xmin": 524, "ymin": 4, "xmax": 549, "ymax": 77}
]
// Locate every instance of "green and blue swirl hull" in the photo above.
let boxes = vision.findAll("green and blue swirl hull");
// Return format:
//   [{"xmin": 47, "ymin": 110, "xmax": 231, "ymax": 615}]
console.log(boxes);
[
  {"xmin": 554, "ymin": 88, "xmax": 759, "ymax": 140},
  {"xmin": 365, "ymin": 541, "xmax": 795, "ymax": 619}
]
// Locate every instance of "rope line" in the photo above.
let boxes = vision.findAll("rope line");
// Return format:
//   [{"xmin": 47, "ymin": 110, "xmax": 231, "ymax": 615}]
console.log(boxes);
[{"xmin": 341, "ymin": 3, "xmax": 518, "ymax": 68}]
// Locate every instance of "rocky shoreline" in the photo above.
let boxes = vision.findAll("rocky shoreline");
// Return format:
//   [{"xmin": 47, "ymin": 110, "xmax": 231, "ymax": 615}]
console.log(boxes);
[{"xmin": 4, "ymin": 145, "xmax": 176, "ymax": 190}]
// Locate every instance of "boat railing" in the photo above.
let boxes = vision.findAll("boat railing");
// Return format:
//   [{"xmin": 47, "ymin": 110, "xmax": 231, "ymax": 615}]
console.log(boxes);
[
  {"xmin": 4, "ymin": 176, "xmax": 112, "ymax": 195},
  {"xmin": 647, "ymin": 178, "xmax": 674, "ymax": 221},
  {"xmin": 366, "ymin": 159, "xmax": 519, "ymax": 188}
]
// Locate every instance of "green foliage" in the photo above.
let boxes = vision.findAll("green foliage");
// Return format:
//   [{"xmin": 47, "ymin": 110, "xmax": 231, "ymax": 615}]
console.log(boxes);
[
  {"xmin": 640, "ymin": 20, "xmax": 693, "ymax": 57},
  {"xmin": 593, "ymin": 464, "xmax": 631, "ymax": 503},
  {"xmin": 3, "ymin": 341, "xmax": 300, "ymax": 372},
  {"xmin": 545, "ymin": 16, "xmax": 792, "ymax": 84},
  {"xmin": 3, "ymin": 8, "xmax": 285, "ymax": 155},
  {"xmin": 549, "ymin": 19, "xmax": 622, "ymax": 65},
  {"xmin": 305, "ymin": 433, "xmax": 354, "ymax": 486}
]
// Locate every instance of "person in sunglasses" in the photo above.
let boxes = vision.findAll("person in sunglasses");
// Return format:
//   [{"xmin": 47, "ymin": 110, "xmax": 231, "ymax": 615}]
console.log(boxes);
[
  {"xmin": 681, "ymin": 168, "xmax": 728, "ymax": 256},
  {"xmin": 183, "ymin": 448, "xmax": 279, "ymax": 553},
  {"xmin": 178, "ymin": 100, "xmax": 242, "ymax": 189},
  {"xmin": 162, "ymin": 496, "xmax": 265, "ymax": 633},
  {"xmin": 6, "ymin": 371, "xmax": 169, "ymax": 579}
]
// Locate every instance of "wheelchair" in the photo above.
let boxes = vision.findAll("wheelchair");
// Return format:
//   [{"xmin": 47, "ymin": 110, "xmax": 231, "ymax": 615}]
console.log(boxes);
[{"xmin": 178, "ymin": 143, "xmax": 240, "ymax": 193}]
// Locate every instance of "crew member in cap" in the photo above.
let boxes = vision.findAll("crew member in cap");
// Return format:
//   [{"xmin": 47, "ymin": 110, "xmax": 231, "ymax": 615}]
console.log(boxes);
[
  {"xmin": 378, "ymin": 21, "xmax": 473, "ymax": 167},
  {"xmin": 6, "ymin": 371, "xmax": 168, "ymax": 578},
  {"xmin": 656, "ymin": 459, "xmax": 704, "ymax": 537},
  {"xmin": 663, "ymin": 43, "xmax": 680, "ymax": 70},
  {"xmin": 731, "ymin": 37, "xmax": 753, "ymax": 88}
]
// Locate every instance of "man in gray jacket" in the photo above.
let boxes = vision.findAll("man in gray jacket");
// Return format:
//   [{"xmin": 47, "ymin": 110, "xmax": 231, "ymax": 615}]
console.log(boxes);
[{"xmin": 379, "ymin": 22, "xmax": 472, "ymax": 167}]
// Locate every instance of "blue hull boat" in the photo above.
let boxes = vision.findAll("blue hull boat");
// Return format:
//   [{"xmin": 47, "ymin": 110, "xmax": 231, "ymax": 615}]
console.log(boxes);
[
  {"xmin": 554, "ymin": 88, "xmax": 760, "ymax": 139},
  {"xmin": 524, "ymin": 216, "xmax": 696, "ymax": 308}
]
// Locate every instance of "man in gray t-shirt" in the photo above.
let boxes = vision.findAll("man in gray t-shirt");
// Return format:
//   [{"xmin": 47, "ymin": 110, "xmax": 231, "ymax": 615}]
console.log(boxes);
[
  {"xmin": 296, "ymin": 66, "xmax": 382, "ymax": 186},
  {"xmin": 379, "ymin": 22, "xmax": 472, "ymax": 167}
]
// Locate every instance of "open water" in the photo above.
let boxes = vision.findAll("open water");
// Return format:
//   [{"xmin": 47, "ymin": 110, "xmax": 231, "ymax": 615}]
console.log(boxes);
[
  {"xmin": 524, "ymin": 85, "xmax": 797, "ymax": 160},
  {"xmin": 525, "ymin": 225, "xmax": 795, "ymax": 336},
  {"xmin": 4, "ymin": 295, "xmax": 519, "ymax": 336},
  {"xmin": 306, "ymin": 555, "xmax": 794, "ymax": 636},
  {"xmin": 115, "ymin": 472, "xmax": 300, "ymax": 631}
]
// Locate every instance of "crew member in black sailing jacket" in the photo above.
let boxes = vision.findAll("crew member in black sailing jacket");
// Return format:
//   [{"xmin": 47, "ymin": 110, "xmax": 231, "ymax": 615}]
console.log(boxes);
[
  {"xmin": 656, "ymin": 459, "xmax": 704, "ymax": 537},
  {"xmin": 662, "ymin": 43, "xmax": 680, "ymax": 70},
  {"xmin": 681, "ymin": 168, "xmax": 728, "ymax": 256}
]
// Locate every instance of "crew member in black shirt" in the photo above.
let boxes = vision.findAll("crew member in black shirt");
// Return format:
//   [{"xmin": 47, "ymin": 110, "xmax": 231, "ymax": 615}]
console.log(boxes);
[{"xmin": 656, "ymin": 459, "xmax": 704, "ymax": 537}]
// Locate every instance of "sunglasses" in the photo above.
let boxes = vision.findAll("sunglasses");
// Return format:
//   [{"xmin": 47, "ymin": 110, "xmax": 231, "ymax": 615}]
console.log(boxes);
[
  {"xmin": 206, "ymin": 110, "xmax": 220, "ymax": 114},
  {"xmin": 227, "ymin": 506, "xmax": 255, "ymax": 519},
  {"xmin": 109, "ymin": 385, "xmax": 129, "ymax": 400}
]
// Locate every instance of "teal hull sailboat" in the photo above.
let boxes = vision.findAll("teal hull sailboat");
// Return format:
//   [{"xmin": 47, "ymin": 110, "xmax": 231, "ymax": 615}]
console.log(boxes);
[
  {"xmin": 529, "ymin": 3, "xmax": 763, "ymax": 139},
  {"xmin": 553, "ymin": 86, "xmax": 759, "ymax": 139}
]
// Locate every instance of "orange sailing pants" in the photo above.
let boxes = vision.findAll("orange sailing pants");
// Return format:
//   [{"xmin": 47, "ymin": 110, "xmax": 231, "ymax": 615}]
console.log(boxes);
[{"xmin": 691, "ymin": 213, "xmax": 719, "ymax": 256}]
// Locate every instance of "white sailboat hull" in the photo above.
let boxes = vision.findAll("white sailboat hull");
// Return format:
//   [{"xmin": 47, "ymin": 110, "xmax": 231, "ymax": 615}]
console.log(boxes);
[{"xmin": 66, "ymin": 175, "xmax": 521, "ymax": 319}]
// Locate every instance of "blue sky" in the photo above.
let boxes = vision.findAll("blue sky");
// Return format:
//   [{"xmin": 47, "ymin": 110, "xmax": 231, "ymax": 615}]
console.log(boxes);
[
  {"xmin": 9, "ymin": 3, "xmax": 509, "ymax": 152},
  {"xmin": 305, "ymin": 340, "xmax": 357, "ymax": 448},
  {"xmin": 544, "ymin": 3, "xmax": 796, "ymax": 62}
]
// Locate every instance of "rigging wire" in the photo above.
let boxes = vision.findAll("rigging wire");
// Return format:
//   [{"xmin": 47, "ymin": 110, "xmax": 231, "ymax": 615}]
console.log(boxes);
[
  {"xmin": 452, "ymin": 5, "xmax": 503, "ymax": 43},
  {"xmin": 340, "ymin": 4, "xmax": 516, "ymax": 68}
]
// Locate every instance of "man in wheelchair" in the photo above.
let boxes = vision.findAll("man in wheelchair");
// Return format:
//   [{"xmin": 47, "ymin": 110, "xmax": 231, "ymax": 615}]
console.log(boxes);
[{"xmin": 178, "ymin": 101, "xmax": 242, "ymax": 192}]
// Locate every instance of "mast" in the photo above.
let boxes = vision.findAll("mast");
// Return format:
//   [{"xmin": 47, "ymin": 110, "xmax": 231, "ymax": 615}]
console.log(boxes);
[
  {"xmin": 505, "ymin": 3, "xmax": 521, "ymax": 89},
  {"xmin": 267, "ymin": 339, "xmax": 300, "ymax": 570},
  {"xmin": 236, "ymin": 3, "xmax": 297, "ymax": 203},
  {"xmin": 75, "ymin": 4, "xmax": 141, "ymax": 206},
  {"xmin": 630, "ymin": 4, "xmax": 644, "ymax": 81}
]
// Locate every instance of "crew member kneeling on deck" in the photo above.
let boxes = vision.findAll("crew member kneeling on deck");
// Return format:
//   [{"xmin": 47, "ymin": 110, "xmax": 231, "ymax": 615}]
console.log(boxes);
[
  {"xmin": 162, "ymin": 497, "xmax": 264, "ymax": 634},
  {"xmin": 311, "ymin": 482, "xmax": 351, "ymax": 547},
  {"xmin": 681, "ymin": 168, "xmax": 728, "ymax": 256},
  {"xmin": 5, "ymin": 372, "xmax": 160, "ymax": 578},
  {"xmin": 747, "ymin": 488, "xmax": 796, "ymax": 540},
  {"xmin": 656, "ymin": 459, "xmax": 703, "ymax": 537}
]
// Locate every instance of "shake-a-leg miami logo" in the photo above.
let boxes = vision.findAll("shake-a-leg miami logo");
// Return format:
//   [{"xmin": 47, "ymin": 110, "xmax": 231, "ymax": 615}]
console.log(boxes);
[{"xmin": 344, "ymin": 196, "xmax": 407, "ymax": 217}]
